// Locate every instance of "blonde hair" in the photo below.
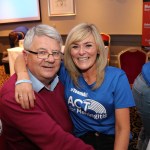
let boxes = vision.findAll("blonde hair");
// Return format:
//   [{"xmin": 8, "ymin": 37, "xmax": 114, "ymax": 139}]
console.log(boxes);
[{"xmin": 64, "ymin": 23, "xmax": 107, "ymax": 90}]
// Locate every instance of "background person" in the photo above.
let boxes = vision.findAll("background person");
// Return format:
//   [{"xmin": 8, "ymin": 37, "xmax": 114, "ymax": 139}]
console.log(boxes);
[
  {"xmin": 14, "ymin": 23, "xmax": 135, "ymax": 150},
  {"xmin": 132, "ymin": 62, "xmax": 150, "ymax": 150},
  {"xmin": 0, "ymin": 24, "xmax": 93, "ymax": 150},
  {"xmin": 9, "ymin": 26, "xmax": 29, "ymax": 48}
]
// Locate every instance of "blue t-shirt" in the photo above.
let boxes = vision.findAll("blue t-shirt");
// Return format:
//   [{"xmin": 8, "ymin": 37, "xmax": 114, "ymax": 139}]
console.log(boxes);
[
  {"xmin": 142, "ymin": 62, "xmax": 150, "ymax": 86},
  {"xmin": 59, "ymin": 63, "xmax": 135, "ymax": 137}
]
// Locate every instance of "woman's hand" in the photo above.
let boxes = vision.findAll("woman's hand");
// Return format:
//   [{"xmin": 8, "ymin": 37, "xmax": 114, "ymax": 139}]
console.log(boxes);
[
  {"xmin": 15, "ymin": 82, "xmax": 35, "ymax": 109},
  {"xmin": 14, "ymin": 53, "xmax": 35, "ymax": 109}
]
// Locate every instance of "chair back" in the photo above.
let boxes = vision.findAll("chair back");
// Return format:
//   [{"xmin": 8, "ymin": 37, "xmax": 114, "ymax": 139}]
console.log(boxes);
[{"xmin": 118, "ymin": 47, "xmax": 148, "ymax": 86}]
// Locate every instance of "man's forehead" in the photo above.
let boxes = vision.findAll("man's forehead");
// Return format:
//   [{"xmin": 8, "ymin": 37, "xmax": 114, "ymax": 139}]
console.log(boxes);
[{"xmin": 31, "ymin": 37, "xmax": 61, "ymax": 51}]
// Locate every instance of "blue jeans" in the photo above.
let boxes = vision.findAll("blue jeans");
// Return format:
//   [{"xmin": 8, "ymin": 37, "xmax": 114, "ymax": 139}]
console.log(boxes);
[{"xmin": 132, "ymin": 74, "xmax": 150, "ymax": 149}]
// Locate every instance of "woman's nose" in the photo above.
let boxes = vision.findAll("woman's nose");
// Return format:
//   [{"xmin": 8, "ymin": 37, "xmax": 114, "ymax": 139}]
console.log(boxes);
[{"xmin": 78, "ymin": 46, "xmax": 86, "ymax": 55}]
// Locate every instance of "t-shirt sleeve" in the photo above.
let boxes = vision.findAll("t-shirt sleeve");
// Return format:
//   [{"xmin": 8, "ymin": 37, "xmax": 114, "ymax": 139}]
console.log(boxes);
[{"xmin": 58, "ymin": 62, "xmax": 68, "ymax": 85}]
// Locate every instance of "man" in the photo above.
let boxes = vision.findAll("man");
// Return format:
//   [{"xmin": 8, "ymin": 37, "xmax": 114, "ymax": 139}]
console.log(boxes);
[{"xmin": 0, "ymin": 24, "xmax": 93, "ymax": 150}]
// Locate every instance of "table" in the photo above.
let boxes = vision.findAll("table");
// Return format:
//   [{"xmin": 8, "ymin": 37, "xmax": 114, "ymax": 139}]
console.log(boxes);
[{"xmin": 7, "ymin": 47, "xmax": 23, "ymax": 75}]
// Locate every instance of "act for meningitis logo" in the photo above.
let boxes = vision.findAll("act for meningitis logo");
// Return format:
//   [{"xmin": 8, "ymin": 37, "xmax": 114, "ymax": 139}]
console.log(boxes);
[
  {"xmin": 68, "ymin": 96, "xmax": 107, "ymax": 120},
  {"xmin": 69, "ymin": 88, "xmax": 107, "ymax": 119}
]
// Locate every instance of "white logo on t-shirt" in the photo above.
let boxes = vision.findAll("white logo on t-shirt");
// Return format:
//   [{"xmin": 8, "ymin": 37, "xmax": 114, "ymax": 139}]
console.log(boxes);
[{"xmin": 68, "ymin": 96, "xmax": 107, "ymax": 119}]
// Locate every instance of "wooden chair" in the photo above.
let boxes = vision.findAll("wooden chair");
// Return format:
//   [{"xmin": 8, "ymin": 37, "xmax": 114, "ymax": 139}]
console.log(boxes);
[
  {"xmin": 100, "ymin": 33, "xmax": 111, "ymax": 65},
  {"xmin": 118, "ymin": 47, "xmax": 148, "ymax": 87}
]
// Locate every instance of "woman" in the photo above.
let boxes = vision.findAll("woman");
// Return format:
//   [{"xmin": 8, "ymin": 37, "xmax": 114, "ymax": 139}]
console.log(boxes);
[{"xmin": 15, "ymin": 23, "xmax": 135, "ymax": 150}]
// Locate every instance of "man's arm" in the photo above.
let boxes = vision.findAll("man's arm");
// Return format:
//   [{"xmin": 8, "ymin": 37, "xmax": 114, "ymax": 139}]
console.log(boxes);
[{"xmin": 15, "ymin": 53, "xmax": 35, "ymax": 109}]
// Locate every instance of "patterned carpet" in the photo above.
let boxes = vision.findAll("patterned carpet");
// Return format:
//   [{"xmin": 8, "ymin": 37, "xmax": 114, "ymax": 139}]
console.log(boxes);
[
  {"xmin": 0, "ymin": 65, "xmax": 10, "ymax": 87},
  {"xmin": 0, "ymin": 65, "xmax": 142, "ymax": 150},
  {"xmin": 129, "ymin": 107, "xmax": 142, "ymax": 150}
]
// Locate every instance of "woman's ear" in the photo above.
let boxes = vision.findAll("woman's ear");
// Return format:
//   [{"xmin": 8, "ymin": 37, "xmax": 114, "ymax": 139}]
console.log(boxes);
[{"xmin": 97, "ymin": 49, "xmax": 100, "ymax": 55}]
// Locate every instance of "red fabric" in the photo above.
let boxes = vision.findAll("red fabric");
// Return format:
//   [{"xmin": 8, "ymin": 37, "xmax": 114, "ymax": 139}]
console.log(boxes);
[
  {"xmin": 101, "ymin": 34, "xmax": 110, "ymax": 46},
  {"xmin": 0, "ymin": 134, "xmax": 6, "ymax": 150},
  {"xmin": 0, "ymin": 74, "xmax": 93, "ymax": 150},
  {"xmin": 101, "ymin": 33, "xmax": 110, "ymax": 41},
  {"xmin": 100, "ymin": 33, "xmax": 110, "ymax": 63},
  {"xmin": 120, "ymin": 51, "xmax": 147, "ymax": 84},
  {"xmin": 142, "ymin": 1, "xmax": 150, "ymax": 47}
]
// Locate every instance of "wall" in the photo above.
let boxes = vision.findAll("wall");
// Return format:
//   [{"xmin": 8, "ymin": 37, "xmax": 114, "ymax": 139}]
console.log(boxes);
[
  {"xmin": 0, "ymin": 0, "xmax": 143, "ymax": 36},
  {"xmin": 0, "ymin": 0, "xmax": 143, "ymax": 63},
  {"xmin": 47, "ymin": 0, "xmax": 143, "ymax": 35}
]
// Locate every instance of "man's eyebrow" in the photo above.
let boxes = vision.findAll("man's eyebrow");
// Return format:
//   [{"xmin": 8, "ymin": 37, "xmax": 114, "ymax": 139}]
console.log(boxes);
[
  {"xmin": 37, "ymin": 48, "xmax": 47, "ymax": 51},
  {"xmin": 37, "ymin": 48, "xmax": 60, "ymax": 52}
]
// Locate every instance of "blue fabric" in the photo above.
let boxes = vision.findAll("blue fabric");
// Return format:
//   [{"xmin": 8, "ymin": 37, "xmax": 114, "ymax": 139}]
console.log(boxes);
[
  {"xmin": 142, "ymin": 62, "xmax": 150, "ymax": 86},
  {"xmin": 132, "ymin": 66, "xmax": 150, "ymax": 149},
  {"xmin": 132, "ymin": 74, "xmax": 150, "ymax": 136},
  {"xmin": 136, "ymin": 127, "xmax": 149, "ymax": 150},
  {"xmin": 59, "ymin": 63, "xmax": 135, "ymax": 137},
  {"xmin": 13, "ymin": 26, "xmax": 29, "ymax": 34}
]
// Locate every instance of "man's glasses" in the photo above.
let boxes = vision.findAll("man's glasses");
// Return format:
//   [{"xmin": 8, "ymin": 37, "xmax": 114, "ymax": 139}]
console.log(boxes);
[{"xmin": 26, "ymin": 50, "xmax": 63, "ymax": 60}]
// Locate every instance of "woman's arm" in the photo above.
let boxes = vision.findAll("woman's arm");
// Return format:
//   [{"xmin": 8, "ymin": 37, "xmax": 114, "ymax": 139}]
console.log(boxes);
[
  {"xmin": 15, "ymin": 53, "xmax": 35, "ymax": 109},
  {"xmin": 114, "ymin": 108, "xmax": 130, "ymax": 150},
  {"xmin": 14, "ymin": 53, "xmax": 29, "ymax": 80}
]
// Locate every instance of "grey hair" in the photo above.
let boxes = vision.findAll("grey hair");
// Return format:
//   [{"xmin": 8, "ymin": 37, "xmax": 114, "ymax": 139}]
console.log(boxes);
[{"xmin": 23, "ymin": 24, "xmax": 63, "ymax": 50}]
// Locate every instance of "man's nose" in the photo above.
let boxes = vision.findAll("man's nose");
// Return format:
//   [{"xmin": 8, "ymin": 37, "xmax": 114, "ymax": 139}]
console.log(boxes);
[{"xmin": 46, "ymin": 54, "xmax": 55, "ymax": 62}]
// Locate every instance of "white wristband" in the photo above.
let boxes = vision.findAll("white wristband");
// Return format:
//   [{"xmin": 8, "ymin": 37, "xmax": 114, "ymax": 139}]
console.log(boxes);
[{"xmin": 15, "ymin": 79, "xmax": 32, "ymax": 85}]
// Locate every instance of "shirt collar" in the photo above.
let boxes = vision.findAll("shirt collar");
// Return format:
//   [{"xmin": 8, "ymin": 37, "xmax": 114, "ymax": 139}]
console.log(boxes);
[{"xmin": 28, "ymin": 70, "xmax": 59, "ymax": 92}]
